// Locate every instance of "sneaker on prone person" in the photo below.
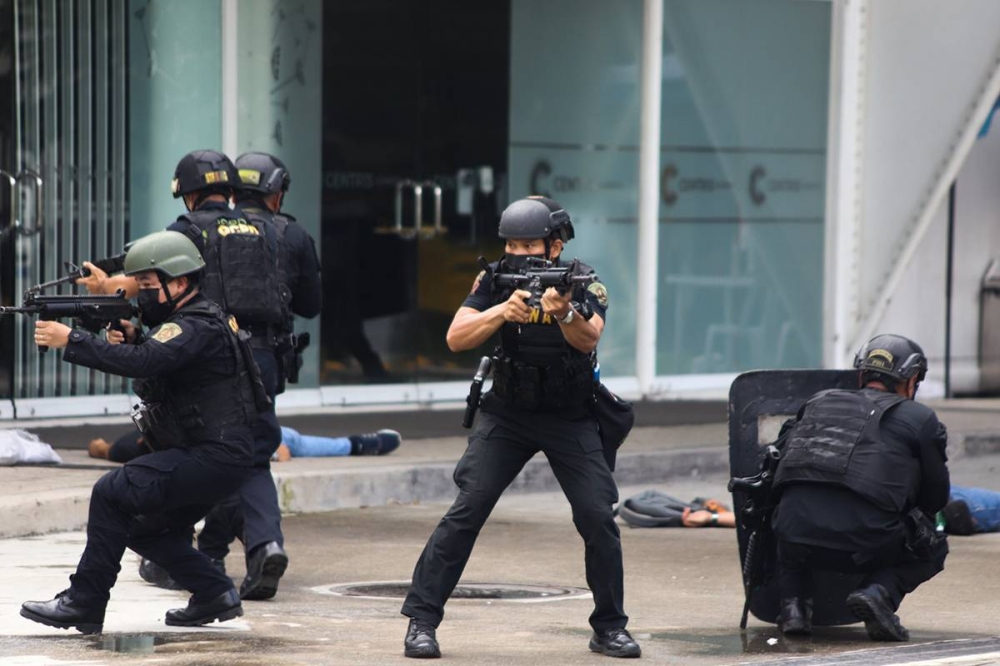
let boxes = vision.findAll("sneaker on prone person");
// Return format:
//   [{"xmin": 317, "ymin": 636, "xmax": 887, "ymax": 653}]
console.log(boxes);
[{"xmin": 272, "ymin": 427, "xmax": 402, "ymax": 461}]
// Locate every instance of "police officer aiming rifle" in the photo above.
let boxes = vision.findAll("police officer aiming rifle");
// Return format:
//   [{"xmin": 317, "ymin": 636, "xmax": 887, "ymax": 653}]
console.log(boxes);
[
  {"xmin": 400, "ymin": 196, "xmax": 640, "ymax": 659},
  {"xmin": 76, "ymin": 149, "xmax": 293, "ymax": 601},
  {"xmin": 21, "ymin": 231, "xmax": 265, "ymax": 634}
]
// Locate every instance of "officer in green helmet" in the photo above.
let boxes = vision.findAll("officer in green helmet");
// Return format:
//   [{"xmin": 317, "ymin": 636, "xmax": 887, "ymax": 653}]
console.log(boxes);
[{"xmin": 21, "ymin": 230, "xmax": 266, "ymax": 635}]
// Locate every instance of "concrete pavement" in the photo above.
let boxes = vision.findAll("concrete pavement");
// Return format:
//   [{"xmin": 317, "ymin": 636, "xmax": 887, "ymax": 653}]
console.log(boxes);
[{"xmin": 2, "ymin": 457, "xmax": 1000, "ymax": 665}]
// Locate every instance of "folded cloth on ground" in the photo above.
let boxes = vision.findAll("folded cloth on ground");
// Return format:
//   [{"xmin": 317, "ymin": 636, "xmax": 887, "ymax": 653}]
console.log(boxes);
[{"xmin": 0, "ymin": 429, "xmax": 63, "ymax": 465}]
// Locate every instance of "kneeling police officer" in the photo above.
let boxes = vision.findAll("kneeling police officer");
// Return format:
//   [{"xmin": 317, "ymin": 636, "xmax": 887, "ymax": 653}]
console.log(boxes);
[
  {"xmin": 21, "ymin": 231, "xmax": 264, "ymax": 634},
  {"xmin": 400, "ymin": 196, "xmax": 640, "ymax": 659},
  {"xmin": 771, "ymin": 334, "xmax": 949, "ymax": 641}
]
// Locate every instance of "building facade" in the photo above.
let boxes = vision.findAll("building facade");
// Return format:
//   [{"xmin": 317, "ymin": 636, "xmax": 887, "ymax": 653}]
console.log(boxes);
[{"xmin": 1, "ymin": 0, "xmax": 999, "ymax": 419}]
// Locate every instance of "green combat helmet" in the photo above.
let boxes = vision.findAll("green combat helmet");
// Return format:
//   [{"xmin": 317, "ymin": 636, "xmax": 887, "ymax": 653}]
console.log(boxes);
[{"xmin": 124, "ymin": 230, "xmax": 206, "ymax": 278}]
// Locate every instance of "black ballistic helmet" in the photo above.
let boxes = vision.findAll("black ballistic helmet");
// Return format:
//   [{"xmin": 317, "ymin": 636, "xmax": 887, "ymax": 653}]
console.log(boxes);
[
  {"xmin": 235, "ymin": 152, "xmax": 291, "ymax": 195},
  {"xmin": 498, "ymin": 196, "xmax": 575, "ymax": 242},
  {"xmin": 854, "ymin": 333, "xmax": 928, "ymax": 383},
  {"xmin": 171, "ymin": 150, "xmax": 239, "ymax": 198}
]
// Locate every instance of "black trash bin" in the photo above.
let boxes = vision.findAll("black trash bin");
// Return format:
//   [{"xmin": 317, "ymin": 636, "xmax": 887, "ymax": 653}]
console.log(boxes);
[{"xmin": 979, "ymin": 259, "xmax": 1000, "ymax": 395}]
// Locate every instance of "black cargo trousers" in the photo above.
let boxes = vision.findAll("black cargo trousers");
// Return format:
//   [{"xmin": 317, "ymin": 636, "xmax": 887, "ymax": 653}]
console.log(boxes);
[
  {"xmin": 69, "ymin": 447, "xmax": 249, "ymax": 608},
  {"xmin": 401, "ymin": 403, "xmax": 628, "ymax": 632}
]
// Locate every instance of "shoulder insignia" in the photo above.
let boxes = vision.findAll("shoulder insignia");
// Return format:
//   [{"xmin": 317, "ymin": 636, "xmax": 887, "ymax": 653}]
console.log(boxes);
[
  {"xmin": 588, "ymin": 281, "xmax": 609, "ymax": 308},
  {"xmin": 470, "ymin": 270, "xmax": 486, "ymax": 295},
  {"xmin": 151, "ymin": 322, "xmax": 184, "ymax": 343},
  {"xmin": 228, "ymin": 315, "xmax": 240, "ymax": 333}
]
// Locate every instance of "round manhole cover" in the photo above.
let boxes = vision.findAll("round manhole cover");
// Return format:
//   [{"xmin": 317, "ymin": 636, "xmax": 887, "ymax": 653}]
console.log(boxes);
[{"xmin": 313, "ymin": 581, "xmax": 591, "ymax": 603}]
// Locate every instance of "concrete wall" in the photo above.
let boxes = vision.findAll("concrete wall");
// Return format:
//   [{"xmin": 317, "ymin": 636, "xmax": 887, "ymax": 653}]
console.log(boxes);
[{"xmin": 849, "ymin": 0, "xmax": 1000, "ymax": 393}]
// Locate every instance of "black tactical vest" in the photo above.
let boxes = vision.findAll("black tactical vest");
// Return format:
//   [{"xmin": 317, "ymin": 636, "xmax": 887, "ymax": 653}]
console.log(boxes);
[
  {"xmin": 133, "ymin": 300, "xmax": 269, "ymax": 450},
  {"xmin": 178, "ymin": 207, "xmax": 286, "ymax": 328},
  {"xmin": 488, "ymin": 259, "xmax": 595, "ymax": 412},
  {"xmin": 773, "ymin": 389, "xmax": 917, "ymax": 513}
]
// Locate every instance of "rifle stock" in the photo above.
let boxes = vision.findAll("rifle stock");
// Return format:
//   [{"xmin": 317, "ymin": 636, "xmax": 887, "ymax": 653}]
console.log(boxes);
[{"xmin": 26, "ymin": 252, "xmax": 127, "ymax": 294}]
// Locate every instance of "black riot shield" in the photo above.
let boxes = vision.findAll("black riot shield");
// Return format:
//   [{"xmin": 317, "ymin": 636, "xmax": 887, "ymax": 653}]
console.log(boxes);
[{"xmin": 729, "ymin": 369, "xmax": 865, "ymax": 627}]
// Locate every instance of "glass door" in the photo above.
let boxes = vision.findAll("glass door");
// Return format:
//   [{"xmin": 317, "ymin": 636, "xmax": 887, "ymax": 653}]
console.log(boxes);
[
  {"xmin": 320, "ymin": 0, "xmax": 510, "ymax": 386},
  {"xmin": 2, "ymin": 0, "xmax": 130, "ymax": 412},
  {"xmin": 0, "ymin": 0, "xmax": 15, "ymax": 413}
]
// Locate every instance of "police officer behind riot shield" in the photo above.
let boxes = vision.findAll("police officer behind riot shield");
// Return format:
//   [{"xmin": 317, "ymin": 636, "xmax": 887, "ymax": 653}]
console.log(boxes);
[
  {"xmin": 770, "ymin": 334, "xmax": 950, "ymax": 641},
  {"xmin": 399, "ymin": 196, "xmax": 641, "ymax": 659},
  {"xmin": 192, "ymin": 151, "xmax": 323, "ymax": 598},
  {"xmin": 21, "ymin": 231, "xmax": 266, "ymax": 634}
]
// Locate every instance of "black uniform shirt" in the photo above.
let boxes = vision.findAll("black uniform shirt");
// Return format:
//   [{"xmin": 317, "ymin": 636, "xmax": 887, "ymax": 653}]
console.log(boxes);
[
  {"xmin": 467, "ymin": 257, "xmax": 609, "ymax": 424},
  {"xmin": 774, "ymin": 391, "xmax": 949, "ymax": 552},
  {"xmin": 275, "ymin": 213, "xmax": 322, "ymax": 319},
  {"xmin": 62, "ymin": 293, "xmax": 254, "ymax": 465}
]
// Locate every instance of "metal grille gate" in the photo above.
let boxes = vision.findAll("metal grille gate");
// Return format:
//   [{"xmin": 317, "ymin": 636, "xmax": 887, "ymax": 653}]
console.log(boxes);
[{"xmin": 11, "ymin": 0, "xmax": 129, "ymax": 403}]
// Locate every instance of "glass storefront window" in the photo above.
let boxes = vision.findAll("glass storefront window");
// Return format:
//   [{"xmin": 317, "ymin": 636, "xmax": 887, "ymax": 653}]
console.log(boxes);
[
  {"xmin": 509, "ymin": 0, "xmax": 643, "ymax": 378},
  {"xmin": 657, "ymin": 0, "xmax": 831, "ymax": 375},
  {"xmin": 235, "ymin": 0, "xmax": 323, "ymax": 388}
]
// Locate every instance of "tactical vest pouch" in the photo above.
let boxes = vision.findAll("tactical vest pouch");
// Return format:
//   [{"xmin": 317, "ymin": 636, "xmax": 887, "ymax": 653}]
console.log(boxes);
[
  {"xmin": 593, "ymin": 381, "xmax": 635, "ymax": 471},
  {"xmin": 132, "ymin": 402, "xmax": 187, "ymax": 451},
  {"xmin": 219, "ymin": 233, "xmax": 283, "ymax": 324},
  {"xmin": 904, "ymin": 507, "xmax": 946, "ymax": 558},
  {"xmin": 491, "ymin": 358, "xmax": 593, "ymax": 412},
  {"xmin": 780, "ymin": 391, "xmax": 873, "ymax": 475},
  {"xmin": 542, "ymin": 361, "xmax": 594, "ymax": 408}
]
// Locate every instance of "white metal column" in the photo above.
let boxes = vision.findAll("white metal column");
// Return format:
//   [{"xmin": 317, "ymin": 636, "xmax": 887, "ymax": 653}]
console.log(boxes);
[
  {"xmin": 221, "ymin": 0, "xmax": 238, "ymax": 157},
  {"xmin": 636, "ymin": 0, "xmax": 663, "ymax": 397},
  {"xmin": 823, "ymin": 0, "xmax": 868, "ymax": 369}
]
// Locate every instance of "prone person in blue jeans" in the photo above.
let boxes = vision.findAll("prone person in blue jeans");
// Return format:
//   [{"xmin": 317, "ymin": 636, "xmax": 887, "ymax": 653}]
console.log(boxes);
[
  {"xmin": 940, "ymin": 485, "xmax": 1000, "ymax": 535},
  {"xmin": 89, "ymin": 426, "xmax": 401, "ymax": 463}
]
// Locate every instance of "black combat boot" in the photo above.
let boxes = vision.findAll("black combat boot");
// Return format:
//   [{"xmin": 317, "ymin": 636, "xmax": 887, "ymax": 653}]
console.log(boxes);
[
  {"xmin": 589, "ymin": 628, "xmax": 642, "ymax": 658},
  {"xmin": 404, "ymin": 617, "xmax": 441, "ymax": 658},
  {"xmin": 138, "ymin": 557, "xmax": 184, "ymax": 591},
  {"xmin": 164, "ymin": 589, "xmax": 243, "ymax": 627},
  {"xmin": 846, "ymin": 583, "xmax": 909, "ymax": 641},
  {"xmin": 20, "ymin": 590, "xmax": 105, "ymax": 635},
  {"xmin": 240, "ymin": 541, "xmax": 288, "ymax": 601},
  {"xmin": 778, "ymin": 597, "xmax": 813, "ymax": 635}
]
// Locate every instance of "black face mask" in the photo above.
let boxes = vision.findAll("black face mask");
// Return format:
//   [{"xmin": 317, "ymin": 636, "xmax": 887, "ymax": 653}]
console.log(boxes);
[
  {"xmin": 502, "ymin": 253, "xmax": 546, "ymax": 272},
  {"xmin": 136, "ymin": 288, "xmax": 175, "ymax": 328}
]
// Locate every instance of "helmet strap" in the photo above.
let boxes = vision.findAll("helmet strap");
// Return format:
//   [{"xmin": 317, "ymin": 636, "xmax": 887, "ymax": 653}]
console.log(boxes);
[{"xmin": 160, "ymin": 275, "xmax": 195, "ymax": 310}]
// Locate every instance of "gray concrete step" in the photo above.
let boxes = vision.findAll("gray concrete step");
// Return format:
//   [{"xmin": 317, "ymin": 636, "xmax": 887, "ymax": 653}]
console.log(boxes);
[{"xmin": 1, "ymin": 399, "xmax": 998, "ymax": 540}]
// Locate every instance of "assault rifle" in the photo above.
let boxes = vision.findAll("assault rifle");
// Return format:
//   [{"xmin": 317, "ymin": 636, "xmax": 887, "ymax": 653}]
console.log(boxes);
[
  {"xmin": 728, "ymin": 444, "xmax": 781, "ymax": 629},
  {"xmin": 0, "ymin": 290, "xmax": 136, "ymax": 353},
  {"xmin": 482, "ymin": 256, "xmax": 598, "ymax": 308},
  {"xmin": 26, "ymin": 252, "xmax": 127, "ymax": 294}
]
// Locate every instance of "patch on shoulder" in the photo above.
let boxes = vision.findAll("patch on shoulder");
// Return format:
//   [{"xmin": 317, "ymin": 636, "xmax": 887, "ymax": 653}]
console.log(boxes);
[
  {"xmin": 471, "ymin": 269, "xmax": 486, "ymax": 295},
  {"xmin": 151, "ymin": 322, "xmax": 183, "ymax": 343},
  {"xmin": 228, "ymin": 315, "xmax": 240, "ymax": 333},
  {"xmin": 587, "ymin": 281, "xmax": 609, "ymax": 308}
]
